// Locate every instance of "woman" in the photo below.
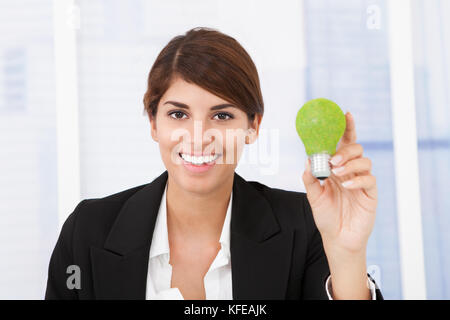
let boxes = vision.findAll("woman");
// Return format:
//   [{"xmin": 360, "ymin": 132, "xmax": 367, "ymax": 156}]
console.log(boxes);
[{"xmin": 45, "ymin": 27, "xmax": 383, "ymax": 300}]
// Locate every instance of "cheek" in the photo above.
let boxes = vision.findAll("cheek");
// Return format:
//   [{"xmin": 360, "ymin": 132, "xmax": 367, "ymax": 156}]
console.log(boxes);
[
  {"xmin": 154, "ymin": 120, "xmax": 183, "ymax": 157},
  {"xmin": 155, "ymin": 117, "xmax": 179, "ymax": 141},
  {"xmin": 217, "ymin": 127, "xmax": 248, "ymax": 161}
]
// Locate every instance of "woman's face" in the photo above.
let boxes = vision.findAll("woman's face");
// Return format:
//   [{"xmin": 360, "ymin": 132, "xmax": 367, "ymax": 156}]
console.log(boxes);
[{"xmin": 150, "ymin": 76, "xmax": 261, "ymax": 194}]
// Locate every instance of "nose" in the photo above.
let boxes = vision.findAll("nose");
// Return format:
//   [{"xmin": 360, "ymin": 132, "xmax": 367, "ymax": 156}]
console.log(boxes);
[{"xmin": 182, "ymin": 120, "xmax": 222, "ymax": 154}]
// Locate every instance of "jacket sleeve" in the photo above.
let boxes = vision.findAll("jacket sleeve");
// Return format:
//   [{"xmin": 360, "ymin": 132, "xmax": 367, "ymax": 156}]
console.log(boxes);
[
  {"xmin": 300, "ymin": 201, "xmax": 332, "ymax": 300},
  {"xmin": 45, "ymin": 201, "xmax": 85, "ymax": 300},
  {"xmin": 300, "ymin": 195, "xmax": 384, "ymax": 300}
]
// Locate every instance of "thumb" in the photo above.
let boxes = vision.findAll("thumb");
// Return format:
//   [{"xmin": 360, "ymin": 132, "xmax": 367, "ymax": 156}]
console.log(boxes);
[{"xmin": 302, "ymin": 157, "xmax": 323, "ymax": 203}]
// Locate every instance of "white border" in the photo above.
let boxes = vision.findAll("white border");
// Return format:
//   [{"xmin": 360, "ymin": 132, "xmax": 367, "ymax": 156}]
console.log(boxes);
[
  {"xmin": 52, "ymin": 0, "xmax": 81, "ymax": 230},
  {"xmin": 387, "ymin": 0, "xmax": 427, "ymax": 299}
]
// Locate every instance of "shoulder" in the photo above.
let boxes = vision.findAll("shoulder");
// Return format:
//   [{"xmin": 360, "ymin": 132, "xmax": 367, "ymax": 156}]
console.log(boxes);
[{"xmin": 60, "ymin": 182, "xmax": 150, "ymax": 248}]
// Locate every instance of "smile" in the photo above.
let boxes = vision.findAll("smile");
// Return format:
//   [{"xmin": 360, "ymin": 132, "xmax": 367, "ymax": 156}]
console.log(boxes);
[{"xmin": 179, "ymin": 153, "xmax": 221, "ymax": 165}]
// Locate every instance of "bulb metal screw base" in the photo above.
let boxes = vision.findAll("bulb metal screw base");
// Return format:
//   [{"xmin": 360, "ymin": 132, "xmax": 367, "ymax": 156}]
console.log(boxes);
[{"xmin": 309, "ymin": 153, "xmax": 331, "ymax": 180}]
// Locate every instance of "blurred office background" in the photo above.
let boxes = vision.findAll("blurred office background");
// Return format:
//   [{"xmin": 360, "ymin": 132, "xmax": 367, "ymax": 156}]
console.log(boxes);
[{"xmin": 0, "ymin": 0, "xmax": 448, "ymax": 299}]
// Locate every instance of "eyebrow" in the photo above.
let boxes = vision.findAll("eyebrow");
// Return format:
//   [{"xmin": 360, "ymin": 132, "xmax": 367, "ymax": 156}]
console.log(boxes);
[{"xmin": 163, "ymin": 100, "xmax": 236, "ymax": 111}]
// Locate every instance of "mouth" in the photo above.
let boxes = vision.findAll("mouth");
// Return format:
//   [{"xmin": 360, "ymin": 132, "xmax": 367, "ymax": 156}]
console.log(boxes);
[{"xmin": 178, "ymin": 152, "xmax": 221, "ymax": 166}]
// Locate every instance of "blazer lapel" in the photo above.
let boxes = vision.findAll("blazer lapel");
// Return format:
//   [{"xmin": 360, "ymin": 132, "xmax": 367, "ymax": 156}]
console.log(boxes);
[
  {"xmin": 230, "ymin": 173, "xmax": 294, "ymax": 299},
  {"xmin": 90, "ymin": 170, "xmax": 168, "ymax": 299},
  {"xmin": 90, "ymin": 170, "xmax": 293, "ymax": 299}
]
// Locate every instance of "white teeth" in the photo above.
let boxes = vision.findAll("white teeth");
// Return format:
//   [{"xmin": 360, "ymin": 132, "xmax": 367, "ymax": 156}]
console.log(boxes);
[{"xmin": 180, "ymin": 153, "xmax": 219, "ymax": 165}]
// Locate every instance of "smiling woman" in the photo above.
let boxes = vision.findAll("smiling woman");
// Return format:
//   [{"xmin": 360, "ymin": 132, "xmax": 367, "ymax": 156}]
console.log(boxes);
[
  {"xmin": 45, "ymin": 26, "xmax": 384, "ymax": 301},
  {"xmin": 142, "ymin": 27, "xmax": 265, "ymax": 210}
]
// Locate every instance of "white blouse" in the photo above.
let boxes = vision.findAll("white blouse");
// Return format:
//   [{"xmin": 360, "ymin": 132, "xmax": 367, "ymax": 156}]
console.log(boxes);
[
  {"xmin": 145, "ymin": 181, "xmax": 376, "ymax": 300},
  {"xmin": 145, "ymin": 181, "xmax": 232, "ymax": 300}
]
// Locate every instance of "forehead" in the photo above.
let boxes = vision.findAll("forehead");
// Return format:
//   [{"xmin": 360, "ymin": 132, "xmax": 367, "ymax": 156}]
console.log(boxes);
[{"xmin": 161, "ymin": 77, "xmax": 231, "ymax": 106}]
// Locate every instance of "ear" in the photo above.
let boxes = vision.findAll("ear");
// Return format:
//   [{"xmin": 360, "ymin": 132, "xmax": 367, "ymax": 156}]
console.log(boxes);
[
  {"xmin": 148, "ymin": 112, "xmax": 158, "ymax": 142},
  {"xmin": 246, "ymin": 114, "xmax": 262, "ymax": 144}
]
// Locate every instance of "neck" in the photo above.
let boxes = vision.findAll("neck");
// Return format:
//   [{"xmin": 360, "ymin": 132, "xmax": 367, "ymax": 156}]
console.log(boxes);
[{"xmin": 166, "ymin": 173, "xmax": 233, "ymax": 244}]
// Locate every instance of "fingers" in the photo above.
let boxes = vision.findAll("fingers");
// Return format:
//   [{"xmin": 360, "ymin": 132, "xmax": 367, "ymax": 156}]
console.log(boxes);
[
  {"xmin": 341, "ymin": 112, "xmax": 357, "ymax": 145},
  {"xmin": 340, "ymin": 175, "xmax": 378, "ymax": 200},
  {"xmin": 302, "ymin": 158, "xmax": 323, "ymax": 204},
  {"xmin": 330, "ymin": 143, "xmax": 364, "ymax": 166},
  {"xmin": 331, "ymin": 157, "xmax": 372, "ymax": 177}
]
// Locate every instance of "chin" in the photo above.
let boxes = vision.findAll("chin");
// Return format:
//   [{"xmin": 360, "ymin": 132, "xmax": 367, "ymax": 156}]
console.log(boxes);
[{"xmin": 179, "ymin": 174, "xmax": 218, "ymax": 194}]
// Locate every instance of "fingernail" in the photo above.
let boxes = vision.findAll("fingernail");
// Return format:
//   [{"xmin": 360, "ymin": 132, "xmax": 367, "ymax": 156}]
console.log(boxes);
[
  {"xmin": 330, "ymin": 155, "xmax": 342, "ymax": 166},
  {"xmin": 342, "ymin": 180, "xmax": 353, "ymax": 188},
  {"xmin": 332, "ymin": 166, "xmax": 345, "ymax": 175}
]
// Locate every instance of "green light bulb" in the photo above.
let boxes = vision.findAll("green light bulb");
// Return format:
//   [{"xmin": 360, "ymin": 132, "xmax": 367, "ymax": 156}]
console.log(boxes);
[{"xmin": 295, "ymin": 98, "xmax": 346, "ymax": 180}]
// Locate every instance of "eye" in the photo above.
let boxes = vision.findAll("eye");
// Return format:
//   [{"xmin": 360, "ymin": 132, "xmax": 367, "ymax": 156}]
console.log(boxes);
[
  {"xmin": 213, "ymin": 112, "xmax": 234, "ymax": 121},
  {"xmin": 168, "ymin": 111, "xmax": 187, "ymax": 120}
]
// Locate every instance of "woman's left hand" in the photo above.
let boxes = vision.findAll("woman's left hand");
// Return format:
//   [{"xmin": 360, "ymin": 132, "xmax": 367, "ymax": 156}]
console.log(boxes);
[{"xmin": 302, "ymin": 112, "xmax": 378, "ymax": 254}]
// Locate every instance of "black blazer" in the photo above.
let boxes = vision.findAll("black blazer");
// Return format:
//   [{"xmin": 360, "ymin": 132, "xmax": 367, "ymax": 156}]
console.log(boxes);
[{"xmin": 45, "ymin": 170, "xmax": 383, "ymax": 300}]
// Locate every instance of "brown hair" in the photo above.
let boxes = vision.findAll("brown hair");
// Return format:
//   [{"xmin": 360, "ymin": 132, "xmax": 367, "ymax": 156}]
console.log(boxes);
[{"xmin": 143, "ymin": 27, "xmax": 264, "ymax": 124}]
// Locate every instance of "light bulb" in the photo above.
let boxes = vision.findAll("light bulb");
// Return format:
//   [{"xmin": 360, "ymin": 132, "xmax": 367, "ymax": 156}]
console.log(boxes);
[{"xmin": 295, "ymin": 98, "xmax": 346, "ymax": 180}]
